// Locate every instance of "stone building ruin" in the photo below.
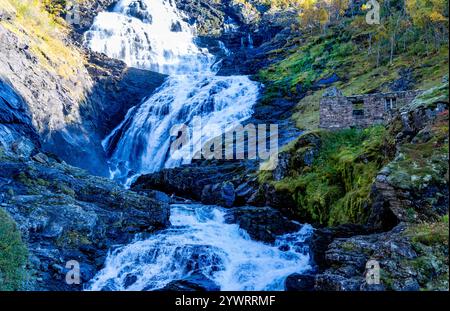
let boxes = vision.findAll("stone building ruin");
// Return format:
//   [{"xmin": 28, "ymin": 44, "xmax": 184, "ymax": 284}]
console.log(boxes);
[{"xmin": 319, "ymin": 88, "xmax": 422, "ymax": 130}]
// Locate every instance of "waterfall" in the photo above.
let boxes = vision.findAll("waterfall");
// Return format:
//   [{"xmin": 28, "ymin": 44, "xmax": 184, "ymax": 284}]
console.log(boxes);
[
  {"xmin": 84, "ymin": 0, "xmax": 213, "ymax": 74},
  {"xmin": 87, "ymin": 204, "xmax": 314, "ymax": 291},
  {"xmin": 83, "ymin": 1, "xmax": 314, "ymax": 292},
  {"xmin": 84, "ymin": 0, "xmax": 260, "ymax": 185}
]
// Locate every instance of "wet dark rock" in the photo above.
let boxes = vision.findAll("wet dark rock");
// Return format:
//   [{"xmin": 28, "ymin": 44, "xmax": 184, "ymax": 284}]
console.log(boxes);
[
  {"xmin": 124, "ymin": 274, "xmax": 138, "ymax": 288},
  {"xmin": 84, "ymin": 51, "xmax": 167, "ymax": 141},
  {"xmin": 0, "ymin": 151, "xmax": 170, "ymax": 291},
  {"xmin": 0, "ymin": 79, "xmax": 40, "ymax": 155},
  {"xmin": 285, "ymin": 273, "xmax": 316, "ymax": 291},
  {"xmin": 157, "ymin": 274, "xmax": 220, "ymax": 292},
  {"xmin": 127, "ymin": 0, "xmax": 152, "ymax": 23},
  {"xmin": 224, "ymin": 206, "xmax": 301, "ymax": 243},
  {"xmin": 201, "ymin": 181, "xmax": 235, "ymax": 208},
  {"xmin": 174, "ymin": 244, "xmax": 225, "ymax": 274},
  {"xmin": 171, "ymin": 21, "xmax": 182, "ymax": 32},
  {"xmin": 1, "ymin": 14, "xmax": 166, "ymax": 177}
]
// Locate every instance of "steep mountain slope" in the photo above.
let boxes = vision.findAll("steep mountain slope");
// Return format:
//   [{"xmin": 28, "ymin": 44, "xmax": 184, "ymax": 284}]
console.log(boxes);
[
  {"xmin": 132, "ymin": 0, "xmax": 449, "ymax": 291},
  {"xmin": 0, "ymin": 0, "xmax": 448, "ymax": 291},
  {"xmin": 0, "ymin": 0, "xmax": 166, "ymax": 175}
]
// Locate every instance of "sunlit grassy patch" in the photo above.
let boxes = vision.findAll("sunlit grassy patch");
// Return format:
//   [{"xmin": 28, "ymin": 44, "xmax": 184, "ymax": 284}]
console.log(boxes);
[{"xmin": 0, "ymin": 0, "xmax": 86, "ymax": 80}]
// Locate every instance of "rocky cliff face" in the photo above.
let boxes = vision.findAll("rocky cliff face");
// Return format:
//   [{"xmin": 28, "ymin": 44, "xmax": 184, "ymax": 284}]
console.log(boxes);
[
  {"xmin": 1, "ymin": 0, "xmax": 169, "ymax": 290},
  {"xmin": 0, "ymin": 0, "xmax": 448, "ymax": 292},
  {"xmin": 0, "ymin": 3, "xmax": 166, "ymax": 176},
  {"xmin": 0, "ymin": 148, "xmax": 170, "ymax": 290},
  {"xmin": 0, "ymin": 79, "xmax": 40, "ymax": 157}
]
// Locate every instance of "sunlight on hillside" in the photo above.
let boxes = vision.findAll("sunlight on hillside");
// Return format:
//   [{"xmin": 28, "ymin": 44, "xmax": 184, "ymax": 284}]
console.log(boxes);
[{"xmin": 0, "ymin": 0, "xmax": 86, "ymax": 80}]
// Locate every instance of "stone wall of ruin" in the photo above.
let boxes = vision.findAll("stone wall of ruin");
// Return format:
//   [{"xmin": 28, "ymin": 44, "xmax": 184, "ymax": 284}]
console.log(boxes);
[{"xmin": 319, "ymin": 90, "xmax": 422, "ymax": 130}]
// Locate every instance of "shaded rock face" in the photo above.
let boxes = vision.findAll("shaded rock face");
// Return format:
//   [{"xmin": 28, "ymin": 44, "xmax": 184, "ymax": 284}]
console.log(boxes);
[
  {"xmin": 0, "ymin": 24, "xmax": 99, "ymax": 172},
  {"xmin": 0, "ymin": 18, "xmax": 166, "ymax": 176},
  {"xmin": 83, "ymin": 52, "xmax": 167, "ymax": 140},
  {"xmin": 224, "ymin": 206, "xmax": 301, "ymax": 243},
  {"xmin": 127, "ymin": 0, "xmax": 152, "ymax": 23},
  {"xmin": 368, "ymin": 104, "xmax": 449, "ymax": 230},
  {"xmin": 0, "ymin": 79, "xmax": 40, "ymax": 156},
  {"xmin": 0, "ymin": 151, "xmax": 170, "ymax": 291}
]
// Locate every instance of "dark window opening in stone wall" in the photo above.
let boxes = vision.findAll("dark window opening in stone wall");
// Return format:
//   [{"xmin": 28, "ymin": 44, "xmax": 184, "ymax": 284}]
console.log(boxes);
[{"xmin": 352, "ymin": 100, "xmax": 365, "ymax": 118}]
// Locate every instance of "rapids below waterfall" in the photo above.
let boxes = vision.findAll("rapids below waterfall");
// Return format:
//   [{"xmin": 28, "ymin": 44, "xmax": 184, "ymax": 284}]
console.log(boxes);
[
  {"xmin": 88, "ymin": 204, "xmax": 314, "ymax": 291},
  {"xmin": 83, "ymin": 0, "xmax": 314, "ymax": 291}
]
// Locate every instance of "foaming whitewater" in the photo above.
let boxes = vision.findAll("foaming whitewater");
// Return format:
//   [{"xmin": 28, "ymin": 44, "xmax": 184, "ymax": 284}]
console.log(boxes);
[
  {"xmin": 84, "ymin": 1, "xmax": 314, "ymax": 291},
  {"xmin": 84, "ymin": 0, "xmax": 213, "ymax": 74},
  {"xmin": 88, "ymin": 204, "xmax": 314, "ymax": 291},
  {"xmin": 103, "ymin": 74, "xmax": 259, "ymax": 185},
  {"xmin": 85, "ymin": 0, "xmax": 260, "ymax": 185}
]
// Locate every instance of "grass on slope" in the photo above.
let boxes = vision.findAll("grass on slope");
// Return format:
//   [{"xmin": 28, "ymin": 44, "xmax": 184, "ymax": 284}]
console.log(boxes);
[
  {"xmin": 0, "ymin": 207, "xmax": 28, "ymax": 291},
  {"xmin": 261, "ymin": 126, "xmax": 395, "ymax": 225},
  {"xmin": 257, "ymin": 16, "xmax": 449, "ymax": 131},
  {"xmin": 0, "ymin": 0, "xmax": 86, "ymax": 79}
]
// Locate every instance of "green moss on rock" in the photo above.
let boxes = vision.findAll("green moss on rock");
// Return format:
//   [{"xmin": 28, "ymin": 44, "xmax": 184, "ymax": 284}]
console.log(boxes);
[
  {"xmin": 0, "ymin": 208, "xmax": 28, "ymax": 291},
  {"xmin": 263, "ymin": 126, "xmax": 394, "ymax": 225},
  {"xmin": 386, "ymin": 111, "xmax": 449, "ymax": 191}
]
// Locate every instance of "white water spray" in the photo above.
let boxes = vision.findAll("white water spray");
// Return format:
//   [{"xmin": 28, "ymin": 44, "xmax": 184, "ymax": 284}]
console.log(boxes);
[
  {"xmin": 85, "ymin": 0, "xmax": 260, "ymax": 184},
  {"xmin": 88, "ymin": 204, "xmax": 313, "ymax": 291},
  {"xmin": 84, "ymin": 1, "xmax": 313, "ymax": 292}
]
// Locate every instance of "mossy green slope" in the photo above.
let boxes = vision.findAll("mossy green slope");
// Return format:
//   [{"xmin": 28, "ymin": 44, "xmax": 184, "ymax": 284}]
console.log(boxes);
[
  {"xmin": 0, "ymin": 208, "xmax": 28, "ymax": 291},
  {"xmin": 261, "ymin": 126, "xmax": 395, "ymax": 225}
]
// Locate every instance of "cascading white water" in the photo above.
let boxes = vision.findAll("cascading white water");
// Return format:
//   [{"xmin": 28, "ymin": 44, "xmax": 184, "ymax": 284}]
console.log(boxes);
[
  {"xmin": 84, "ymin": 0, "xmax": 213, "ymax": 74},
  {"xmin": 102, "ymin": 74, "xmax": 259, "ymax": 185},
  {"xmin": 88, "ymin": 204, "xmax": 314, "ymax": 291},
  {"xmin": 84, "ymin": 0, "xmax": 260, "ymax": 185},
  {"xmin": 84, "ymin": 1, "xmax": 314, "ymax": 291}
]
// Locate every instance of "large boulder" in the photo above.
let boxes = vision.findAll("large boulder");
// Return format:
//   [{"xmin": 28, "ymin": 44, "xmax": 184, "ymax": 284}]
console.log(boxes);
[
  {"xmin": 132, "ymin": 160, "xmax": 258, "ymax": 207},
  {"xmin": 311, "ymin": 222, "xmax": 448, "ymax": 291},
  {"xmin": 201, "ymin": 181, "xmax": 235, "ymax": 207},
  {"xmin": 224, "ymin": 206, "xmax": 301, "ymax": 243},
  {"xmin": 285, "ymin": 273, "xmax": 316, "ymax": 291}
]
